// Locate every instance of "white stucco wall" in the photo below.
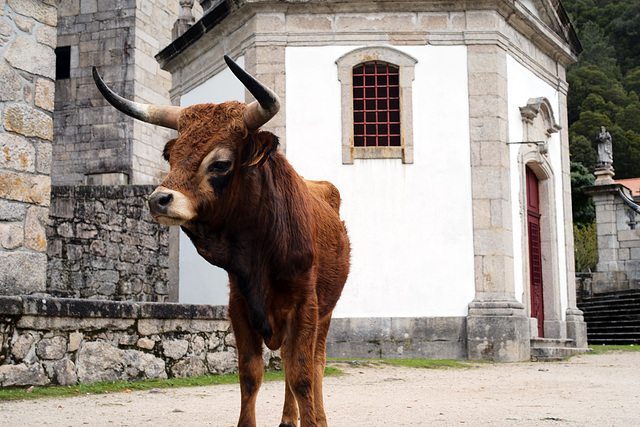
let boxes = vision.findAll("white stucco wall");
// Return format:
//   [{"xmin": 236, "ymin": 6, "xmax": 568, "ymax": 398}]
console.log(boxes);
[
  {"xmin": 286, "ymin": 46, "xmax": 476, "ymax": 318},
  {"xmin": 176, "ymin": 57, "xmax": 246, "ymax": 305},
  {"xmin": 507, "ymin": 55, "xmax": 568, "ymax": 319}
]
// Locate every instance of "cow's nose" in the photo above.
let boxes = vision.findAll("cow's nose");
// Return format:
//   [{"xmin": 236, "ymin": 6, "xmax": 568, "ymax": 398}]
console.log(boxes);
[{"xmin": 148, "ymin": 192, "xmax": 173, "ymax": 216}]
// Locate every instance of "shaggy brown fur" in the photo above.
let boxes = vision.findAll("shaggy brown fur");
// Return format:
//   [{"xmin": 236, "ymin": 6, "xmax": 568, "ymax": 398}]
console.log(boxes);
[{"xmin": 153, "ymin": 102, "xmax": 350, "ymax": 427}]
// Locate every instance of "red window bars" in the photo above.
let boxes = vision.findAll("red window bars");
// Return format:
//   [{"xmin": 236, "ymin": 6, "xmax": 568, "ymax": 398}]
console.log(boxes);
[{"xmin": 352, "ymin": 61, "xmax": 401, "ymax": 147}]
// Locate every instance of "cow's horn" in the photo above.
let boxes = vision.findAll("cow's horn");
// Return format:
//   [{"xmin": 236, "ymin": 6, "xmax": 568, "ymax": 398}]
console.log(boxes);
[
  {"xmin": 224, "ymin": 55, "xmax": 280, "ymax": 130},
  {"xmin": 92, "ymin": 67, "xmax": 182, "ymax": 130}
]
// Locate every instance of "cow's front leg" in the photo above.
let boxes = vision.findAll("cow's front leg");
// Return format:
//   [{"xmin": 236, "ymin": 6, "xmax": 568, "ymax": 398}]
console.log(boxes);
[
  {"xmin": 281, "ymin": 304, "xmax": 318, "ymax": 427},
  {"xmin": 229, "ymin": 288, "xmax": 265, "ymax": 427},
  {"xmin": 279, "ymin": 373, "xmax": 299, "ymax": 427}
]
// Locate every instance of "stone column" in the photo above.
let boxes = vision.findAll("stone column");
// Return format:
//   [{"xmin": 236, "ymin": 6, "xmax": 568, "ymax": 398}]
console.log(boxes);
[
  {"xmin": 0, "ymin": 0, "xmax": 56, "ymax": 295},
  {"xmin": 243, "ymin": 13, "xmax": 286, "ymax": 151},
  {"xmin": 582, "ymin": 183, "xmax": 629, "ymax": 294},
  {"xmin": 558, "ymin": 80, "xmax": 587, "ymax": 348},
  {"xmin": 465, "ymin": 42, "xmax": 530, "ymax": 362}
]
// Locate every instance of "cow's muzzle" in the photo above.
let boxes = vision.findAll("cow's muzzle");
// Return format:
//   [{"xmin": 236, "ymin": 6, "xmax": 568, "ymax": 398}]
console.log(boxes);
[
  {"xmin": 147, "ymin": 187, "xmax": 196, "ymax": 226},
  {"xmin": 148, "ymin": 192, "xmax": 172, "ymax": 214}
]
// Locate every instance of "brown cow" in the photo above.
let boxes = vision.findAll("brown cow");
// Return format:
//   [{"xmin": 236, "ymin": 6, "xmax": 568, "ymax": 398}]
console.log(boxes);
[{"xmin": 93, "ymin": 55, "xmax": 350, "ymax": 427}]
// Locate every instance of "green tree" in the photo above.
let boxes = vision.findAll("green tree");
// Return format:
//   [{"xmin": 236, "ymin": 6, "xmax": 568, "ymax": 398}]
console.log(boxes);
[
  {"xmin": 574, "ymin": 221, "xmax": 598, "ymax": 273},
  {"xmin": 615, "ymin": 101, "xmax": 640, "ymax": 134},
  {"xmin": 623, "ymin": 68, "xmax": 640, "ymax": 96},
  {"xmin": 610, "ymin": 3, "xmax": 640, "ymax": 73},
  {"xmin": 576, "ymin": 21, "xmax": 617, "ymax": 72},
  {"xmin": 567, "ymin": 65, "xmax": 625, "ymax": 124},
  {"xmin": 570, "ymin": 134, "xmax": 597, "ymax": 172},
  {"xmin": 570, "ymin": 161, "xmax": 595, "ymax": 228}
]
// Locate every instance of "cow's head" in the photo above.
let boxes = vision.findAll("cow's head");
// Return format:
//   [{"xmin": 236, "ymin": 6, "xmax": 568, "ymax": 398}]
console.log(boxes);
[{"xmin": 93, "ymin": 56, "xmax": 280, "ymax": 227}]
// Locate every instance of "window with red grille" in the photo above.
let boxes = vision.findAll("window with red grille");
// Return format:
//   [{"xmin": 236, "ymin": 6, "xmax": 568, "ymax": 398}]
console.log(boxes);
[{"xmin": 352, "ymin": 61, "xmax": 401, "ymax": 147}]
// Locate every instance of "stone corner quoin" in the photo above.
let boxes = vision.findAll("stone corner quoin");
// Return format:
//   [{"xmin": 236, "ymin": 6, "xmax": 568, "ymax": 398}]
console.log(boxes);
[{"xmin": 0, "ymin": 0, "xmax": 56, "ymax": 295}]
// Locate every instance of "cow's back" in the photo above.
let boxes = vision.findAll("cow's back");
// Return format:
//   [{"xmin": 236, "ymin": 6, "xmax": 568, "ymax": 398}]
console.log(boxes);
[
  {"xmin": 304, "ymin": 179, "xmax": 350, "ymax": 316},
  {"xmin": 304, "ymin": 179, "xmax": 342, "ymax": 215}
]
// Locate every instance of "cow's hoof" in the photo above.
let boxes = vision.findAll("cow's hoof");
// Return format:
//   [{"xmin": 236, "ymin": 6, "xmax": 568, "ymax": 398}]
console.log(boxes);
[{"xmin": 279, "ymin": 423, "xmax": 295, "ymax": 427}]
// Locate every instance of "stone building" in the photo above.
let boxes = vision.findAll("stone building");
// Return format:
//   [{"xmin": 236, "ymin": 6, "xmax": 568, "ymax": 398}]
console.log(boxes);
[
  {"xmin": 578, "ymin": 153, "xmax": 640, "ymax": 344},
  {"xmin": 582, "ymin": 168, "xmax": 640, "ymax": 295},
  {"xmin": 45, "ymin": 0, "xmax": 182, "ymax": 301},
  {"xmin": 0, "ymin": 0, "xmax": 589, "ymax": 364},
  {"xmin": 53, "ymin": 0, "xmax": 178, "ymax": 185},
  {"xmin": 0, "ymin": 0, "xmax": 56, "ymax": 295},
  {"xmin": 153, "ymin": 0, "xmax": 588, "ymax": 361}
]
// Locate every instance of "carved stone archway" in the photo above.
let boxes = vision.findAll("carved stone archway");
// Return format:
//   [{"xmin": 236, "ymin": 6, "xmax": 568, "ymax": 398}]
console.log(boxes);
[{"xmin": 518, "ymin": 97, "xmax": 565, "ymax": 339}]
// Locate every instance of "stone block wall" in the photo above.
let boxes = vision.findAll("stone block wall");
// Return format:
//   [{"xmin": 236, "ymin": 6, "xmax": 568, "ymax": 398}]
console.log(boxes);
[
  {"xmin": 0, "ymin": 0, "xmax": 56, "ymax": 295},
  {"xmin": 54, "ymin": 0, "xmax": 178, "ymax": 185},
  {"xmin": 583, "ymin": 183, "xmax": 640, "ymax": 294},
  {"xmin": 46, "ymin": 185, "xmax": 178, "ymax": 302},
  {"xmin": 0, "ymin": 296, "xmax": 281, "ymax": 387}
]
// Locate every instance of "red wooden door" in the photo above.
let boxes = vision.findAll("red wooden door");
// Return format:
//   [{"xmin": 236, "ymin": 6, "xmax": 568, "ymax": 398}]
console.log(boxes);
[{"xmin": 526, "ymin": 167, "xmax": 544, "ymax": 338}]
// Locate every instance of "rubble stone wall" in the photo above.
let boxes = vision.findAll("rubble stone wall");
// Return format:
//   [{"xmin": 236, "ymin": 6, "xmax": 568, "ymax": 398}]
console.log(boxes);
[
  {"xmin": 46, "ymin": 185, "xmax": 178, "ymax": 302},
  {"xmin": 0, "ymin": 296, "xmax": 279, "ymax": 387},
  {"xmin": 0, "ymin": 0, "xmax": 56, "ymax": 296}
]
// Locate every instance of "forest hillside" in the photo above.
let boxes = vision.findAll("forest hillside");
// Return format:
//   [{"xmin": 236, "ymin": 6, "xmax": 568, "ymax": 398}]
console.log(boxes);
[{"xmin": 563, "ymin": 0, "xmax": 640, "ymax": 227}]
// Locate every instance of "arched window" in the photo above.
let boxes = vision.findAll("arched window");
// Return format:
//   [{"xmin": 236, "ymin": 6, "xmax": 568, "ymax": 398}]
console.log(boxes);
[
  {"xmin": 336, "ymin": 47, "xmax": 417, "ymax": 164},
  {"xmin": 352, "ymin": 61, "xmax": 401, "ymax": 148}
]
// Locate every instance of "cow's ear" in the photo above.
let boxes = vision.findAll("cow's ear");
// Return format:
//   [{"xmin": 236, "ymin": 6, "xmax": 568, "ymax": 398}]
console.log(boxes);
[
  {"xmin": 163, "ymin": 139, "xmax": 176, "ymax": 162},
  {"xmin": 244, "ymin": 132, "xmax": 279, "ymax": 169}
]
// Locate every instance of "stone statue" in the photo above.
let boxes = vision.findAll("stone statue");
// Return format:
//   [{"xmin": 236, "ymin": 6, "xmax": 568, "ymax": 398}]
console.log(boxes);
[{"xmin": 596, "ymin": 126, "xmax": 613, "ymax": 169}]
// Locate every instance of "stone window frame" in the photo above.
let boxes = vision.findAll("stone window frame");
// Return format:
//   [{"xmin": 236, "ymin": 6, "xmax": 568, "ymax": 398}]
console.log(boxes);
[{"xmin": 336, "ymin": 46, "xmax": 417, "ymax": 164}]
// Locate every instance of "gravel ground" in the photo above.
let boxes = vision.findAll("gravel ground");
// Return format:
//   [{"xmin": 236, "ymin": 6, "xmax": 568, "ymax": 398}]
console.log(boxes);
[{"xmin": 1, "ymin": 351, "xmax": 638, "ymax": 426}]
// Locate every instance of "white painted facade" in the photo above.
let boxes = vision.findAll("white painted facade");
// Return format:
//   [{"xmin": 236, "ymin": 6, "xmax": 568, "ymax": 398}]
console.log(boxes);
[
  {"xmin": 286, "ymin": 45, "xmax": 475, "ymax": 318},
  {"xmin": 175, "ymin": 47, "xmax": 574, "ymax": 323},
  {"xmin": 157, "ymin": 0, "xmax": 588, "ymax": 360},
  {"xmin": 175, "ymin": 46, "xmax": 478, "ymax": 316},
  {"xmin": 177, "ymin": 57, "xmax": 246, "ymax": 305}
]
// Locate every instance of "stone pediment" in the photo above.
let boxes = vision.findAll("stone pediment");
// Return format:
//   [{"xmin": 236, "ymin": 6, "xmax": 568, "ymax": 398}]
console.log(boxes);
[
  {"xmin": 516, "ymin": 0, "xmax": 581, "ymax": 54},
  {"xmin": 157, "ymin": 0, "xmax": 581, "ymax": 70}
]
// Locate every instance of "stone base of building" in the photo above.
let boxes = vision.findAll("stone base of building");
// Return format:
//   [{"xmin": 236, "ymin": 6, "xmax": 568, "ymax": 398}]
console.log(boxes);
[
  {"xmin": 326, "ymin": 311, "xmax": 558, "ymax": 362},
  {"xmin": 466, "ymin": 300, "xmax": 531, "ymax": 362},
  {"xmin": 326, "ymin": 317, "xmax": 467, "ymax": 360},
  {"xmin": 565, "ymin": 308, "xmax": 588, "ymax": 349}
]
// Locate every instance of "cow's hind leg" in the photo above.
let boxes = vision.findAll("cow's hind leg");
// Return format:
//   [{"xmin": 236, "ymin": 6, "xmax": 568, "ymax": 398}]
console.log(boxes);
[
  {"xmin": 280, "ymin": 308, "xmax": 318, "ymax": 426},
  {"xmin": 229, "ymin": 293, "xmax": 264, "ymax": 427},
  {"xmin": 312, "ymin": 312, "xmax": 332, "ymax": 427}
]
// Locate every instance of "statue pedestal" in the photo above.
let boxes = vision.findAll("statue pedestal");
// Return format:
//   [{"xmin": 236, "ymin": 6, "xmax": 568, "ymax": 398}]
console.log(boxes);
[{"xmin": 594, "ymin": 167, "xmax": 615, "ymax": 185}]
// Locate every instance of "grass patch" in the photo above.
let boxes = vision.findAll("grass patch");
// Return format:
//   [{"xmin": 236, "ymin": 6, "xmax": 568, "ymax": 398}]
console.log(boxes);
[
  {"xmin": 586, "ymin": 344, "xmax": 640, "ymax": 355},
  {"xmin": 327, "ymin": 358, "xmax": 476, "ymax": 369},
  {"xmin": 0, "ymin": 367, "xmax": 342, "ymax": 402},
  {"xmin": 381, "ymin": 358, "xmax": 473, "ymax": 369}
]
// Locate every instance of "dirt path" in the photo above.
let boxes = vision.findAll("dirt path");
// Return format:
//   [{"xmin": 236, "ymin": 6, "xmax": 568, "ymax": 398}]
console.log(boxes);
[{"xmin": 1, "ymin": 351, "xmax": 639, "ymax": 426}]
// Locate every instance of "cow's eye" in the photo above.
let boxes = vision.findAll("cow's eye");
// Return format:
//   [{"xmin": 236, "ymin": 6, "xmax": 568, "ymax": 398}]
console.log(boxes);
[{"xmin": 209, "ymin": 161, "xmax": 231, "ymax": 173}]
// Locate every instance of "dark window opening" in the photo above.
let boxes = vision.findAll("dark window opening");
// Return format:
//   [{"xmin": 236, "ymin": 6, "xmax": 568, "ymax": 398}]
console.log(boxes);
[
  {"xmin": 352, "ymin": 61, "xmax": 400, "ymax": 147},
  {"xmin": 56, "ymin": 46, "xmax": 71, "ymax": 80}
]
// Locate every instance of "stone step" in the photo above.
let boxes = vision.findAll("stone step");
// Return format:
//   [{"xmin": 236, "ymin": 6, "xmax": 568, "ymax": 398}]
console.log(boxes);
[
  {"xmin": 587, "ymin": 339, "xmax": 640, "ymax": 346},
  {"xmin": 578, "ymin": 300, "xmax": 640, "ymax": 313},
  {"xmin": 580, "ymin": 289, "xmax": 640, "ymax": 299},
  {"xmin": 577, "ymin": 290, "xmax": 640, "ymax": 344},
  {"xmin": 530, "ymin": 337, "xmax": 574, "ymax": 348},
  {"xmin": 582, "ymin": 310, "xmax": 640, "ymax": 319},
  {"xmin": 579, "ymin": 294, "xmax": 640, "ymax": 307},
  {"xmin": 530, "ymin": 346, "xmax": 591, "ymax": 361},
  {"xmin": 584, "ymin": 321, "xmax": 640, "ymax": 331},
  {"xmin": 587, "ymin": 331, "xmax": 640, "ymax": 340}
]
